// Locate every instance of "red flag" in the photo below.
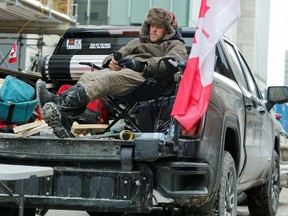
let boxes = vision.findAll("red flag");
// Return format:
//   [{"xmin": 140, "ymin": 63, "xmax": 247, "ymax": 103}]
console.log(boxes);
[
  {"xmin": 8, "ymin": 42, "xmax": 17, "ymax": 64},
  {"xmin": 171, "ymin": 0, "xmax": 240, "ymax": 131}
]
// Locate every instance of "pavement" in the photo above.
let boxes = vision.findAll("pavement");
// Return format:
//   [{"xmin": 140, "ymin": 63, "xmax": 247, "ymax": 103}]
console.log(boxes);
[
  {"xmin": 277, "ymin": 188, "xmax": 288, "ymax": 216},
  {"xmin": 45, "ymin": 211, "xmax": 88, "ymax": 216},
  {"xmin": 44, "ymin": 188, "xmax": 288, "ymax": 216},
  {"xmin": 237, "ymin": 187, "xmax": 288, "ymax": 216}
]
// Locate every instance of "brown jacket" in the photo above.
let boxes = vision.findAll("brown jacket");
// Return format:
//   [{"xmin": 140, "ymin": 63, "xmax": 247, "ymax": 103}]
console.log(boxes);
[{"xmin": 102, "ymin": 31, "xmax": 188, "ymax": 88}]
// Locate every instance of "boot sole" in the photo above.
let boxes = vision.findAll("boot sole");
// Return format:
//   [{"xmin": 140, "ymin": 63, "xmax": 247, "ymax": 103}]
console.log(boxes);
[{"xmin": 42, "ymin": 102, "xmax": 71, "ymax": 138}]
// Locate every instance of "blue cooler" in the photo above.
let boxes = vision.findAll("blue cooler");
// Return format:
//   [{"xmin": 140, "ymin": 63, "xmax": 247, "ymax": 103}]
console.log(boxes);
[{"xmin": 0, "ymin": 75, "xmax": 38, "ymax": 123}]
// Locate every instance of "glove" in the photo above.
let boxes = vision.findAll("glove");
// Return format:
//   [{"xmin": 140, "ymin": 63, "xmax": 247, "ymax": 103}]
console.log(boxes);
[
  {"xmin": 163, "ymin": 58, "xmax": 179, "ymax": 74},
  {"xmin": 118, "ymin": 58, "xmax": 146, "ymax": 72}
]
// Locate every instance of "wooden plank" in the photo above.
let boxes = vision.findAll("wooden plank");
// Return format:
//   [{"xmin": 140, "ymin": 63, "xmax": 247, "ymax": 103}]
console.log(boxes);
[
  {"xmin": 71, "ymin": 122, "xmax": 89, "ymax": 137},
  {"xmin": 13, "ymin": 120, "xmax": 45, "ymax": 134},
  {"xmin": 71, "ymin": 131, "xmax": 92, "ymax": 138},
  {"xmin": 16, "ymin": 124, "xmax": 49, "ymax": 138},
  {"xmin": 71, "ymin": 122, "xmax": 108, "ymax": 135}
]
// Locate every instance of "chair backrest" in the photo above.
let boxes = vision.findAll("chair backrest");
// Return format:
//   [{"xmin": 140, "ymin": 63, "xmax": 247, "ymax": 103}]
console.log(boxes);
[{"xmin": 115, "ymin": 78, "xmax": 175, "ymax": 103}]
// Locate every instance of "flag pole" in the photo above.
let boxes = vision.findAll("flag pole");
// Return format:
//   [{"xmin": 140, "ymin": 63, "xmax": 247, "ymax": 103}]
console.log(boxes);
[{"xmin": 18, "ymin": 35, "xmax": 22, "ymax": 71}]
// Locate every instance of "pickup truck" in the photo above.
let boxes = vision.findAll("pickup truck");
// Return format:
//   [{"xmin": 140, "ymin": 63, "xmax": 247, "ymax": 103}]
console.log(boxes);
[{"xmin": 1, "ymin": 27, "xmax": 288, "ymax": 216}]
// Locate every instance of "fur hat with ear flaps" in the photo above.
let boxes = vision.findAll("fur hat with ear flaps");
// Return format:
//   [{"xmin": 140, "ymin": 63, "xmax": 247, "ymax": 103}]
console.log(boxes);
[{"xmin": 140, "ymin": 8, "xmax": 179, "ymax": 41}]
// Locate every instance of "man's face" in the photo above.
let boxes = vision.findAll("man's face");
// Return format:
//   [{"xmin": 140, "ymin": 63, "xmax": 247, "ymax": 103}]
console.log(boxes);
[{"xmin": 149, "ymin": 24, "xmax": 167, "ymax": 42}]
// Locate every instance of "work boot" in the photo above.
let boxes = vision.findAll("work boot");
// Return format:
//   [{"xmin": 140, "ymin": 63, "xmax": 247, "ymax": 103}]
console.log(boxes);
[
  {"xmin": 41, "ymin": 102, "xmax": 73, "ymax": 138},
  {"xmin": 36, "ymin": 79, "xmax": 57, "ymax": 108},
  {"xmin": 39, "ymin": 83, "xmax": 90, "ymax": 138}
]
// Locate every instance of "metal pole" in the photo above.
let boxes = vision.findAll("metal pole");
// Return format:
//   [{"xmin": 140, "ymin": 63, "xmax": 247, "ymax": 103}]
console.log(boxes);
[
  {"xmin": 107, "ymin": 0, "xmax": 110, "ymax": 25},
  {"xmin": 128, "ymin": 0, "xmax": 131, "ymax": 23},
  {"xmin": 87, "ymin": 0, "xmax": 91, "ymax": 25},
  {"xmin": 17, "ymin": 35, "xmax": 23, "ymax": 71},
  {"xmin": 18, "ymin": 179, "xmax": 24, "ymax": 216},
  {"xmin": 73, "ymin": 4, "xmax": 78, "ymax": 22},
  {"xmin": 67, "ymin": 0, "xmax": 71, "ymax": 16}
]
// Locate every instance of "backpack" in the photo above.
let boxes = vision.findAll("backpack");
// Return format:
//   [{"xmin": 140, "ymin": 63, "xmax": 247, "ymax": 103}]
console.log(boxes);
[{"xmin": 0, "ymin": 75, "xmax": 38, "ymax": 123}]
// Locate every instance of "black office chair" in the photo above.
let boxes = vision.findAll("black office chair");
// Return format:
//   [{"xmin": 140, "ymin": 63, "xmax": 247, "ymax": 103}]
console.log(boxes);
[
  {"xmin": 105, "ymin": 57, "xmax": 178, "ymax": 132},
  {"xmin": 80, "ymin": 57, "xmax": 178, "ymax": 133},
  {"xmin": 80, "ymin": 57, "xmax": 182, "ymax": 133}
]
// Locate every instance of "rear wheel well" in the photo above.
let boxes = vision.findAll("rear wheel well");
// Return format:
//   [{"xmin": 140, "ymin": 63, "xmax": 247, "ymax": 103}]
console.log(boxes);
[
  {"xmin": 224, "ymin": 127, "xmax": 240, "ymax": 175},
  {"xmin": 274, "ymin": 136, "xmax": 280, "ymax": 156}
]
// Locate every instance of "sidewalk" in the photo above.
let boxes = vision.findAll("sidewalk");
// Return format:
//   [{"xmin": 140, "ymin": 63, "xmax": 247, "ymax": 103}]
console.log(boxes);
[{"xmin": 45, "ymin": 188, "xmax": 288, "ymax": 216}]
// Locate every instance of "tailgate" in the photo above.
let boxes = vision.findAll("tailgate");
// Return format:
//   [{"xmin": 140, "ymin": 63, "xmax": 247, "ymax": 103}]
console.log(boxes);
[{"xmin": 0, "ymin": 135, "xmax": 155, "ymax": 212}]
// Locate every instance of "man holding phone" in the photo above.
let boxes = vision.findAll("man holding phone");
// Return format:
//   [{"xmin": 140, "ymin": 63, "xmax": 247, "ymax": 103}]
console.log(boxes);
[{"xmin": 37, "ymin": 7, "xmax": 188, "ymax": 138}]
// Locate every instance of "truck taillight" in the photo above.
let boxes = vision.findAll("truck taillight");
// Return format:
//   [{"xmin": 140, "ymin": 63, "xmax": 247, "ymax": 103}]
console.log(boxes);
[
  {"xmin": 180, "ymin": 117, "xmax": 204, "ymax": 138},
  {"xmin": 122, "ymin": 31, "xmax": 139, "ymax": 36}
]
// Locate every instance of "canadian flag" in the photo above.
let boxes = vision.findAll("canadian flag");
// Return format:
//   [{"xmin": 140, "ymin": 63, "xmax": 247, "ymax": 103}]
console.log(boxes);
[
  {"xmin": 171, "ymin": 0, "xmax": 240, "ymax": 131},
  {"xmin": 8, "ymin": 42, "xmax": 17, "ymax": 64}
]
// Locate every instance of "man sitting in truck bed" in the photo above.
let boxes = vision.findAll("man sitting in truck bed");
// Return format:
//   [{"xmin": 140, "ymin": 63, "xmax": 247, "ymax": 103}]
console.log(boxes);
[{"xmin": 36, "ymin": 7, "xmax": 188, "ymax": 138}]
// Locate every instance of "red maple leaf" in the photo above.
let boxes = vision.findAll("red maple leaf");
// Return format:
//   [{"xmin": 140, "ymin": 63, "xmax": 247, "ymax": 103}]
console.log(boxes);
[
  {"xmin": 69, "ymin": 39, "xmax": 75, "ymax": 45},
  {"xmin": 199, "ymin": 0, "xmax": 210, "ymax": 18}
]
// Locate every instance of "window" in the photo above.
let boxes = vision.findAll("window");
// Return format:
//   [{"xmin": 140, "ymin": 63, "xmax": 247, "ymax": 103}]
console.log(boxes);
[
  {"xmin": 224, "ymin": 41, "xmax": 249, "ymax": 90},
  {"xmin": 238, "ymin": 52, "xmax": 261, "ymax": 98},
  {"xmin": 74, "ymin": 0, "xmax": 108, "ymax": 25},
  {"xmin": 224, "ymin": 40, "xmax": 261, "ymax": 98},
  {"xmin": 214, "ymin": 44, "xmax": 235, "ymax": 80}
]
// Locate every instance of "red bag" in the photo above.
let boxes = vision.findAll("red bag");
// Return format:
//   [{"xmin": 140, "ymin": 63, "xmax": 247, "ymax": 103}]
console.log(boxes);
[
  {"xmin": 86, "ymin": 99, "xmax": 110, "ymax": 123},
  {"xmin": 0, "ymin": 120, "xmax": 16, "ymax": 133}
]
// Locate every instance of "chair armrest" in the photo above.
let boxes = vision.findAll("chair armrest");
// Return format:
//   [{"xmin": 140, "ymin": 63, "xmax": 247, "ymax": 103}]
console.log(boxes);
[{"xmin": 79, "ymin": 62, "xmax": 102, "ymax": 71}]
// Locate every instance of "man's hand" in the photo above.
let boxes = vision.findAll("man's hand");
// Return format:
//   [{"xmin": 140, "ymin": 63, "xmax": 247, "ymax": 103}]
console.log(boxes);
[
  {"xmin": 118, "ymin": 58, "xmax": 146, "ymax": 72},
  {"xmin": 109, "ymin": 59, "xmax": 122, "ymax": 71},
  {"xmin": 164, "ymin": 58, "xmax": 179, "ymax": 74}
]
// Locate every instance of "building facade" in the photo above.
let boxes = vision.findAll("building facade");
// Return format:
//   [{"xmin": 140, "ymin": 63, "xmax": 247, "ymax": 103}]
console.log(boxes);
[
  {"xmin": 285, "ymin": 51, "xmax": 288, "ymax": 85},
  {"xmin": 74, "ymin": 0, "xmax": 194, "ymax": 27}
]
